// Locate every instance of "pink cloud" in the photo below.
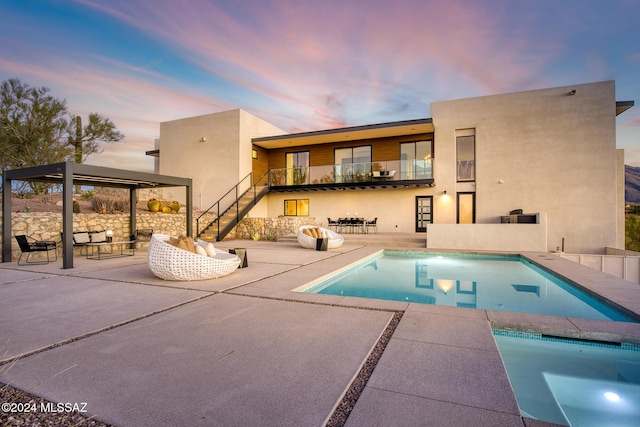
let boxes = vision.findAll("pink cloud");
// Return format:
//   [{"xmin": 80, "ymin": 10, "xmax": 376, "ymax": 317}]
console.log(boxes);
[
  {"xmin": 1, "ymin": 0, "xmax": 594, "ymax": 171},
  {"xmin": 74, "ymin": 0, "xmax": 559, "ymax": 130}
]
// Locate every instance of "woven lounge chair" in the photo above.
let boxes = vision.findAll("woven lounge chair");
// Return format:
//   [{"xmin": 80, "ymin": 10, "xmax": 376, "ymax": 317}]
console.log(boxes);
[
  {"xmin": 297, "ymin": 225, "xmax": 344, "ymax": 249},
  {"xmin": 147, "ymin": 233, "xmax": 240, "ymax": 281}
]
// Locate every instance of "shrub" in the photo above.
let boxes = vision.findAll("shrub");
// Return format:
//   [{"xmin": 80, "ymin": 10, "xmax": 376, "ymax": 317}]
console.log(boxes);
[
  {"xmin": 91, "ymin": 194, "xmax": 129, "ymax": 214},
  {"xmin": 81, "ymin": 190, "xmax": 94, "ymax": 201},
  {"xmin": 626, "ymin": 215, "xmax": 640, "ymax": 252}
]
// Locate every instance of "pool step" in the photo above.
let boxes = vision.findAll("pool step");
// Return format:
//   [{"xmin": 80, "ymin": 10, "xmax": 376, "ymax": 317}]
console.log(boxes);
[{"xmin": 278, "ymin": 232, "xmax": 427, "ymax": 248}]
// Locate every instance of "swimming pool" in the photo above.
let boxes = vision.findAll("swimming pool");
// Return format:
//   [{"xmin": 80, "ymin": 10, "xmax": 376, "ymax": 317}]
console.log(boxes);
[
  {"xmin": 494, "ymin": 329, "xmax": 640, "ymax": 426},
  {"xmin": 301, "ymin": 251, "xmax": 636, "ymax": 321}
]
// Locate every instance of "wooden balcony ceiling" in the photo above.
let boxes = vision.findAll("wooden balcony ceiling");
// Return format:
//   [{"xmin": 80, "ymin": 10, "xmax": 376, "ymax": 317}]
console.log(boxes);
[{"xmin": 253, "ymin": 118, "xmax": 433, "ymax": 149}]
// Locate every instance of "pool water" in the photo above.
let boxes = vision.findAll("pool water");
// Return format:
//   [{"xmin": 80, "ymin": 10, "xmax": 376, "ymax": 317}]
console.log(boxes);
[
  {"xmin": 494, "ymin": 330, "xmax": 640, "ymax": 426},
  {"xmin": 302, "ymin": 252, "xmax": 636, "ymax": 321}
]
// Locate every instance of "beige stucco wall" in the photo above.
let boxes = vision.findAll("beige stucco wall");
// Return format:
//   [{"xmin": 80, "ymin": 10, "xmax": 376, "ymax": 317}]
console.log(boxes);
[
  {"xmin": 260, "ymin": 188, "xmax": 439, "ymax": 233},
  {"xmin": 426, "ymin": 214, "xmax": 548, "ymax": 252},
  {"xmin": 159, "ymin": 109, "xmax": 283, "ymax": 210},
  {"xmin": 431, "ymin": 80, "xmax": 621, "ymax": 254}
]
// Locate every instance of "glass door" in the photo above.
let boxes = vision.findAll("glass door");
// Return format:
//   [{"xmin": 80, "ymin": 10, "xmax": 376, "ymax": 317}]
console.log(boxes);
[
  {"xmin": 457, "ymin": 192, "xmax": 475, "ymax": 224},
  {"xmin": 416, "ymin": 196, "xmax": 433, "ymax": 232},
  {"xmin": 285, "ymin": 151, "xmax": 309, "ymax": 185}
]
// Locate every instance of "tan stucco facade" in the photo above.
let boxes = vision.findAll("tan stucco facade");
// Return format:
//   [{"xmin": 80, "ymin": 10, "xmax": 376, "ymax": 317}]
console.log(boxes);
[
  {"xmin": 156, "ymin": 81, "xmax": 626, "ymax": 254},
  {"xmin": 159, "ymin": 109, "xmax": 283, "ymax": 209},
  {"xmin": 430, "ymin": 81, "xmax": 621, "ymax": 253}
]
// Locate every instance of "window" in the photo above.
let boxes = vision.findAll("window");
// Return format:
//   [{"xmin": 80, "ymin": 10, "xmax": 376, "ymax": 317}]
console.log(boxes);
[
  {"xmin": 285, "ymin": 151, "xmax": 309, "ymax": 185},
  {"xmin": 334, "ymin": 146, "xmax": 371, "ymax": 182},
  {"xmin": 400, "ymin": 141, "xmax": 433, "ymax": 180},
  {"xmin": 284, "ymin": 199, "xmax": 309, "ymax": 216},
  {"xmin": 456, "ymin": 135, "xmax": 475, "ymax": 181}
]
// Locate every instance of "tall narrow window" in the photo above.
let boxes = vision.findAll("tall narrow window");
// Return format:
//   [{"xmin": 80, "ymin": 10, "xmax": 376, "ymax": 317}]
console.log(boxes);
[
  {"xmin": 334, "ymin": 146, "xmax": 371, "ymax": 182},
  {"xmin": 401, "ymin": 141, "xmax": 433, "ymax": 180},
  {"xmin": 456, "ymin": 136, "xmax": 475, "ymax": 181},
  {"xmin": 285, "ymin": 151, "xmax": 309, "ymax": 185}
]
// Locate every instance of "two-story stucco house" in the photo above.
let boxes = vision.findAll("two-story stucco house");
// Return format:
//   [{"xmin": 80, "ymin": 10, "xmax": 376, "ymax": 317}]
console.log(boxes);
[{"xmin": 149, "ymin": 80, "xmax": 633, "ymax": 254}]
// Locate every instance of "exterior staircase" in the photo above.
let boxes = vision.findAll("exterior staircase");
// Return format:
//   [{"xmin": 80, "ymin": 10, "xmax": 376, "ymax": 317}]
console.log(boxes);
[{"xmin": 197, "ymin": 173, "xmax": 268, "ymax": 242}]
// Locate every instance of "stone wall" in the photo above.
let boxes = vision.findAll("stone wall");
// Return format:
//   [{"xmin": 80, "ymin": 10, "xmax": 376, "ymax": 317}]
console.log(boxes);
[
  {"xmin": 1, "ymin": 212, "xmax": 317, "ymax": 260},
  {"xmin": 225, "ymin": 216, "xmax": 316, "ymax": 240}
]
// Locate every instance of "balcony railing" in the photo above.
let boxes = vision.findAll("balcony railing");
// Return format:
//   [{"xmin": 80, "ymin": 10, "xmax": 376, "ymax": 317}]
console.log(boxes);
[{"xmin": 269, "ymin": 160, "xmax": 432, "ymax": 187}]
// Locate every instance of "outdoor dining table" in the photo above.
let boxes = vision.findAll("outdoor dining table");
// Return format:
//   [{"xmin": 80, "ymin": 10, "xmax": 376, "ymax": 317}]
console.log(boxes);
[{"xmin": 338, "ymin": 218, "xmax": 366, "ymax": 234}]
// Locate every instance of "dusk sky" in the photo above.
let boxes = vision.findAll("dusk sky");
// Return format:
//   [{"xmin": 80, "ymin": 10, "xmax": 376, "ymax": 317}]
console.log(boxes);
[{"xmin": 1, "ymin": 0, "xmax": 639, "ymax": 171}]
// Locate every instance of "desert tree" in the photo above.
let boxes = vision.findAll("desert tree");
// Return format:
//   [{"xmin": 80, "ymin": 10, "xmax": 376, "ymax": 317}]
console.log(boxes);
[
  {"xmin": 0, "ymin": 78, "xmax": 70, "ymax": 193},
  {"xmin": 68, "ymin": 113, "xmax": 124, "ymax": 164},
  {"xmin": 0, "ymin": 78, "xmax": 125, "ymax": 194}
]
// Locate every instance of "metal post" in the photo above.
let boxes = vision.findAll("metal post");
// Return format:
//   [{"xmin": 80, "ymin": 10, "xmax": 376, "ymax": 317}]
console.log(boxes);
[
  {"xmin": 62, "ymin": 162, "xmax": 74, "ymax": 268},
  {"xmin": 129, "ymin": 187, "xmax": 137, "ymax": 238},
  {"xmin": 185, "ymin": 179, "xmax": 193, "ymax": 237},
  {"xmin": 2, "ymin": 172, "xmax": 12, "ymax": 262}
]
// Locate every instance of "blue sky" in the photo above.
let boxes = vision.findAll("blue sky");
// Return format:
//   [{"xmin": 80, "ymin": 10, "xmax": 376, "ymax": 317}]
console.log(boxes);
[{"xmin": 1, "ymin": 0, "xmax": 639, "ymax": 171}]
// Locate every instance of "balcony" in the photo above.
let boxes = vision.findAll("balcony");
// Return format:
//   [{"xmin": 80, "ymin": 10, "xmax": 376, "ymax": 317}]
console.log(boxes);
[{"xmin": 268, "ymin": 160, "xmax": 434, "ymax": 192}]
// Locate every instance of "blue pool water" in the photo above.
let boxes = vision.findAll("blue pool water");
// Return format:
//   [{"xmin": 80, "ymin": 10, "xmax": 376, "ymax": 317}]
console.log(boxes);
[
  {"xmin": 302, "ymin": 252, "xmax": 636, "ymax": 321},
  {"xmin": 494, "ymin": 330, "xmax": 640, "ymax": 426}
]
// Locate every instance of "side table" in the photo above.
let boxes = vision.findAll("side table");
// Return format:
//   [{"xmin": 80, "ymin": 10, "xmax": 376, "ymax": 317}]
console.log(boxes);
[{"xmin": 229, "ymin": 248, "xmax": 248, "ymax": 268}]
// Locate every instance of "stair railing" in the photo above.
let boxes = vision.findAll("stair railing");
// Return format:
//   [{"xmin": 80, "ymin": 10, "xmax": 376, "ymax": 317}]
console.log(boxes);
[{"xmin": 196, "ymin": 171, "xmax": 270, "ymax": 240}]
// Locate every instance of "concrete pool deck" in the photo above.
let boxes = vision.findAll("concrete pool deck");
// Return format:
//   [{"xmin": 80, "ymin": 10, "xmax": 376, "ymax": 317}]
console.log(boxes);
[{"xmin": 1, "ymin": 240, "xmax": 640, "ymax": 426}]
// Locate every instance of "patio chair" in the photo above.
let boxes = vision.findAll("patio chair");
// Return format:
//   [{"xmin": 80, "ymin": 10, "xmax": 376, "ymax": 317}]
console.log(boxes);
[
  {"xmin": 134, "ymin": 228, "xmax": 153, "ymax": 242},
  {"xmin": 327, "ymin": 218, "xmax": 339, "ymax": 231},
  {"xmin": 352, "ymin": 218, "xmax": 365, "ymax": 234},
  {"xmin": 365, "ymin": 217, "xmax": 378, "ymax": 234},
  {"xmin": 15, "ymin": 235, "xmax": 57, "ymax": 265},
  {"xmin": 133, "ymin": 228, "xmax": 153, "ymax": 248}
]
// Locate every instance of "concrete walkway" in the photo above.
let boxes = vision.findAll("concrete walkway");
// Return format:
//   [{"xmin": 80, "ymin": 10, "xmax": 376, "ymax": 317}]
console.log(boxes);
[{"xmin": 2, "ymin": 240, "xmax": 640, "ymax": 426}]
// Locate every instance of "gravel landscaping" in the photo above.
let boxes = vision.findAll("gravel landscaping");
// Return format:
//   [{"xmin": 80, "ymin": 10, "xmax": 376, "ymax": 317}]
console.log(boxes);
[{"xmin": 1, "ymin": 382, "xmax": 111, "ymax": 427}]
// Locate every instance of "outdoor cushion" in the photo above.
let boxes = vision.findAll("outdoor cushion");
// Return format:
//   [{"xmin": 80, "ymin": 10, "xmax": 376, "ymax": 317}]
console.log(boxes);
[
  {"xmin": 205, "ymin": 244, "xmax": 215, "ymax": 257},
  {"xmin": 90, "ymin": 231, "xmax": 106, "ymax": 242},
  {"xmin": 73, "ymin": 232, "xmax": 90, "ymax": 244}
]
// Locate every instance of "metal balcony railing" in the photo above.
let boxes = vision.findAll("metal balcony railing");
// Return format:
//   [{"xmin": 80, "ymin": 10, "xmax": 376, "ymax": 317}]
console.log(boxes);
[{"xmin": 268, "ymin": 160, "xmax": 432, "ymax": 187}]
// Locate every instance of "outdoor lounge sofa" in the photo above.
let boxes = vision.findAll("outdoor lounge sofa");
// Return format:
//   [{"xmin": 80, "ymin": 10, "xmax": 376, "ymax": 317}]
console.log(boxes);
[
  {"xmin": 60, "ymin": 230, "xmax": 108, "ymax": 254},
  {"xmin": 147, "ymin": 233, "xmax": 240, "ymax": 281},
  {"xmin": 297, "ymin": 225, "xmax": 344, "ymax": 249}
]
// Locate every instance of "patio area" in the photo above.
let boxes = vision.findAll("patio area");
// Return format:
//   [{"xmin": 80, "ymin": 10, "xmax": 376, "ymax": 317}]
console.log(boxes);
[{"xmin": 2, "ymin": 239, "xmax": 640, "ymax": 426}]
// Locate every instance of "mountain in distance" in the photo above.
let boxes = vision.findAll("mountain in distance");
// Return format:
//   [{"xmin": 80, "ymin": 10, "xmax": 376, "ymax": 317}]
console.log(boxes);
[{"xmin": 626, "ymin": 165, "xmax": 640, "ymax": 204}]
